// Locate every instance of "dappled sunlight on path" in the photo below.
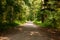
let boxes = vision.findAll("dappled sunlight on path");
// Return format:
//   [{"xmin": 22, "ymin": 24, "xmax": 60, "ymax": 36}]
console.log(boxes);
[
  {"xmin": 0, "ymin": 37, "xmax": 10, "ymax": 40},
  {"xmin": 0, "ymin": 21, "xmax": 52, "ymax": 40},
  {"xmin": 21, "ymin": 21, "xmax": 38, "ymax": 28}
]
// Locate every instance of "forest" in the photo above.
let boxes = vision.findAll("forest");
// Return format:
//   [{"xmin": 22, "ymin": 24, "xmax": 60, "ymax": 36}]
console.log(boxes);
[
  {"xmin": 0, "ymin": 0, "xmax": 60, "ymax": 30},
  {"xmin": 0, "ymin": 0, "xmax": 60, "ymax": 40}
]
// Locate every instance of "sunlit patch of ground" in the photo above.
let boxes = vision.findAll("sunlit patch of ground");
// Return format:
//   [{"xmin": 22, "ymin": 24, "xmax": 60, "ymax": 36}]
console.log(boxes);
[
  {"xmin": 0, "ymin": 21, "xmax": 60, "ymax": 40},
  {"xmin": 21, "ymin": 21, "xmax": 38, "ymax": 28},
  {"xmin": 30, "ymin": 31, "xmax": 40, "ymax": 35},
  {"xmin": 0, "ymin": 37, "xmax": 10, "ymax": 40}
]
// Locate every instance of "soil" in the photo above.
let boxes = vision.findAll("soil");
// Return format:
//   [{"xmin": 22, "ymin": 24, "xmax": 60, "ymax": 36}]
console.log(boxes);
[{"xmin": 0, "ymin": 21, "xmax": 60, "ymax": 40}]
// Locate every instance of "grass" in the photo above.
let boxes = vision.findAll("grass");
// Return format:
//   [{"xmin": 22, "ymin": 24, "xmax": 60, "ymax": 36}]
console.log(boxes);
[
  {"xmin": 33, "ymin": 20, "xmax": 54, "ymax": 28},
  {"xmin": 14, "ymin": 20, "xmax": 26, "ymax": 25},
  {"xmin": 33, "ymin": 20, "xmax": 42, "ymax": 26}
]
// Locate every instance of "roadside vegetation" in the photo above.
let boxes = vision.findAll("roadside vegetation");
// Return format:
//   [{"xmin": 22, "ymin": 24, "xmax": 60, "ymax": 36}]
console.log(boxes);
[{"xmin": 0, "ymin": 0, "xmax": 60, "ymax": 32}]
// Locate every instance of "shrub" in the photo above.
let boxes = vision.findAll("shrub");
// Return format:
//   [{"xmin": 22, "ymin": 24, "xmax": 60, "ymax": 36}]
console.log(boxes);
[
  {"xmin": 0, "ymin": 22, "xmax": 19, "ymax": 32},
  {"xmin": 40, "ymin": 18, "xmax": 57, "ymax": 28}
]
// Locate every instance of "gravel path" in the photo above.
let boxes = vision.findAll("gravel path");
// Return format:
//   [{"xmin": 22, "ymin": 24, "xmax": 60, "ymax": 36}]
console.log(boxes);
[{"xmin": 0, "ymin": 21, "xmax": 51, "ymax": 40}]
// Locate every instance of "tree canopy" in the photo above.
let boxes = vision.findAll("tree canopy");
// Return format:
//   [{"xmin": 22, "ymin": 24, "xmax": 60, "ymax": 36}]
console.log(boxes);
[{"xmin": 0, "ymin": 0, "xmax": 60, "ymax": 31}]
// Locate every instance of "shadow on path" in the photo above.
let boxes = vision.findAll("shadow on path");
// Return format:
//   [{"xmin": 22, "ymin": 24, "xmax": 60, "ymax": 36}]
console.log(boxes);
[{"xmin": 0, "ymin": 21, "xmax": 52, "ymax": 40}]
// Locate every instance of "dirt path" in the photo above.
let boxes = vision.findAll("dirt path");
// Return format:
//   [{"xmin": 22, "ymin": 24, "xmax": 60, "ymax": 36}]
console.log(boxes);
[{"xmin": 0, "ymin": 21, "xmax": 52, "ymax": 40}]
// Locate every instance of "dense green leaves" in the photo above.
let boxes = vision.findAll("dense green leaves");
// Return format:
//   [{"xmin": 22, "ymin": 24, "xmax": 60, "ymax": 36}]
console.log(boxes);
[
  {"xmin": 0, "ymin": 0, "xmax": 60, "ymax": 31},
  {"xmin": 0, "ymin": 0, "xmax": 22, "ymax": 31}
]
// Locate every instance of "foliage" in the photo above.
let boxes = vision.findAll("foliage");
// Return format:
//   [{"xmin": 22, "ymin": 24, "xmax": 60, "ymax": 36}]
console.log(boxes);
[
  {"xmin": 0, "ymin": 0, "xmax": 60, "ymax": 31},
  {"xmin": 0, "ymin": 0, "xmax": 22, "ymax": 31},
  {"xmin": 40, "ymin": 18, "xmax": 57, "ymax": 28}
]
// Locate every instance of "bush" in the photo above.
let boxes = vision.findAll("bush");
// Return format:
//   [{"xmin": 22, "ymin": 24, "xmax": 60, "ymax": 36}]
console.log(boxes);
[
  {"xmin": 40, "ymin": 18, "xmax": 57, "ymax": 28},
  {"xmin": 40, "ymin": 20, "xmax": 52, "ymax": 28},
  {"xmin": 33, "ymin": 20, "xmax": 42, "ymax": 25},
  {"xmin": 0, "ymin": 22, "xmax": 19, "ymax": 32}
]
